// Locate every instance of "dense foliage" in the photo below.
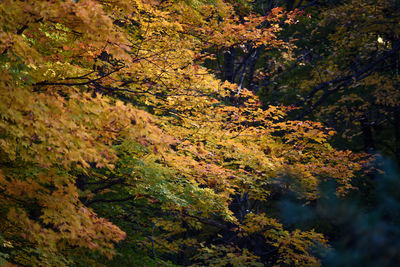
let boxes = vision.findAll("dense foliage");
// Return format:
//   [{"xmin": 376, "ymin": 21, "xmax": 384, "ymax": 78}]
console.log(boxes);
[{"xmin": 0, "ymin": 0, "xmax": 397, "ymax": 266}]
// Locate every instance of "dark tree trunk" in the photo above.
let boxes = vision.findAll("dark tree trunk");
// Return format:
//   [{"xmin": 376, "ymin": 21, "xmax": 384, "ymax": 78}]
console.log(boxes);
[
  {"xmin": 394, "ymin": 107, "xmax": 400, "ymax": 164},
  {"xmin": 224, "ymin": 48, "xmax": 236, "ymax": 83},
  {"xmin": 247, "ymin": 47, "xmax": 261, "ymax": 92},
  {"xmin": 360, "ymin": 116, "xmax": 374, "ymax": 152},
  {"xmin": 286, "ymin": 0, "xmax": 295, "ymax": 10}
]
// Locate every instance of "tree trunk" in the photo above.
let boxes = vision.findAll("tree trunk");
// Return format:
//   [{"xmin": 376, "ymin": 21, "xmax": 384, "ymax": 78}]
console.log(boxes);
[
  {"xmin": 394, "ymin": 107, "xmax": 400, "ymax": 164},
  {"xmin": 247, "ymin": 47, "xmax": 261, "ymax": 92},
  {"xmin": 360, "ymin": 116, "xmax": 374, "ymax": 152},
  {"xmin": 224, "ymin": 48, "xmax": 236, "ymax": 83}
]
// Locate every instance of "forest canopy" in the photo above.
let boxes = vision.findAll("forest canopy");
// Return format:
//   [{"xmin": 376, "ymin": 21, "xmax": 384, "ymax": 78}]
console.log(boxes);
[{"xmin": 0, "ymin": 0, "xmax": 399, "ymax": 266}]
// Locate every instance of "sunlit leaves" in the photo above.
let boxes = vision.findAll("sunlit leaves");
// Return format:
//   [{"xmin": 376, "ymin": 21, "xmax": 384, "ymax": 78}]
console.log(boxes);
[{"xmin": 0, "ymin": 0, "xmax": 368, "ymax": 266}]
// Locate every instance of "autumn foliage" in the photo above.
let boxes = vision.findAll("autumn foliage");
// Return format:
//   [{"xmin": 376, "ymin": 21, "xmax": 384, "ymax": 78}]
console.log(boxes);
[{"xmin": 0, "ymin": 0, "xmax": 369, "ymax": 266}]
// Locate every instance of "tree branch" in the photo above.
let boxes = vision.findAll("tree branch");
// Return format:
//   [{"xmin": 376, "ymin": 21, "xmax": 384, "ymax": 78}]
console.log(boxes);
[
  {"xmin": 86, "ymin": 195, "xmax": 135, "ymax": 206},
  {"xmin": 296, "ymin": 39, "xmax": 400, "ymax": 119}
]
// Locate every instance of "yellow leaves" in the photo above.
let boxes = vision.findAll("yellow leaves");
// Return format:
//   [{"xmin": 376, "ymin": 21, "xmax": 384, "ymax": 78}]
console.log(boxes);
[
  {"xmin": 275, "ymin": 229, "xmax": 327, "ymax": 267},
  {"xmin": 0, "ymin": 1, "xmax": 370, "ymax": 265},
  {"xmin": 154, "ymin": 218, "xmax": 186, "ymax": 234},
  {"xmin": 0, "ymin": 169, "xmax": 126, "ymax": 259},
  {"xmin": 241, "ymin": 213, "xmax": 282, "ymax": 235},
  {"xmin": 1, "ymin": 76, "xmax": 171, "ymax": 170},
  {"xmin": 156, "ymin": 76, "xmax": 361, "ymax": 200},
  {"xmin": 366, "ymin": 75, "xmax": 400, "ymax": 107},
  {"xmin": 34, "ymin": 61, "xmax": 85, "ymax": 82},
  {"xmin": 240, "ymin": 213, "xmax": 327, "ymax": 266},
  {"xmin": 194, "ymin": 244, "xmax": 262, "ymax": 267}
]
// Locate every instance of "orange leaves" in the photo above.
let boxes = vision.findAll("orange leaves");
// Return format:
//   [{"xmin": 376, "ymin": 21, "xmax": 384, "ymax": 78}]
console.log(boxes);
[
  {"xmin": 0, "ymin": 170, "xmax": 125, "ymax": 259},
  {"xmin": 3, "ymin": 176, "xmax": 44, "ymax": 199},
  {"xmin": 0, "ymin": 78, "xmax": 170, "ymax": 171},
  {"xmin": 158, "ymin": 80, "xmax": 364, "ymax": 201},
  {"xmin": 159, "ymin": 2, "xmax": 295, "ymax": 51},
  {"xmin": 0, "ymin": 1, "xmax": 371, "ymax": 265},
  {"xmin": 196, "ymin": 7, "xmax": 287, "ymax": 49}
]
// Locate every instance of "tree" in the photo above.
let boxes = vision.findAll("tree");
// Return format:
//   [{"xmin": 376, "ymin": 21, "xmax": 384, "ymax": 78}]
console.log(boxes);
[
  {"xmin": 0, "ymin": 0, "xmax": 368, "ymax": 266},
  {"xmin": 256, "ymin": 0, "xmax": 400, "ymax": 163}
]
